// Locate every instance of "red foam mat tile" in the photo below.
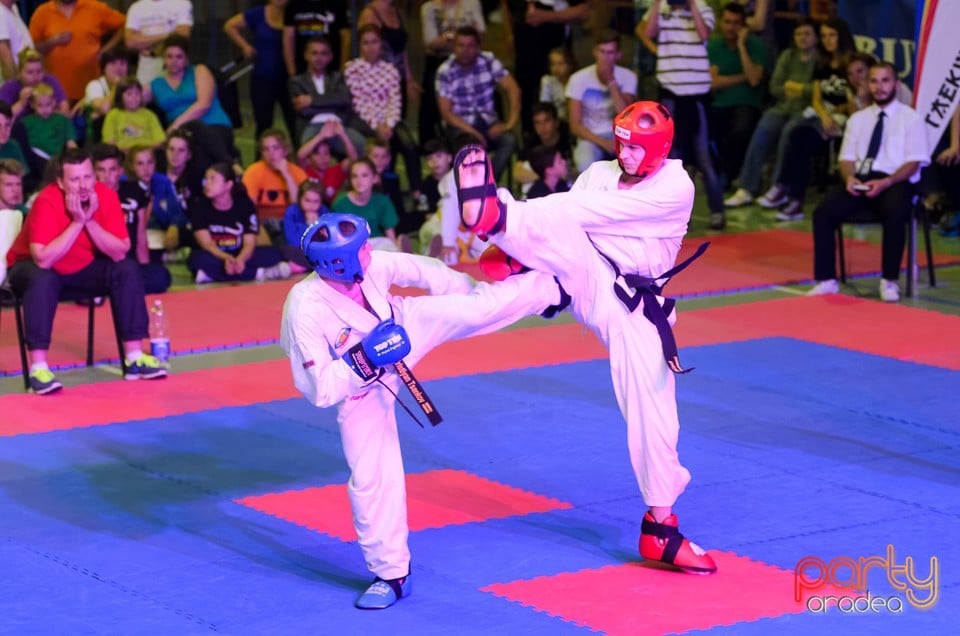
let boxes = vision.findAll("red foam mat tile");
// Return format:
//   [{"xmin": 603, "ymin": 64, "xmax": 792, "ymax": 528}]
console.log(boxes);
[
  {"xmin": 236, "ymin": 469, "xmax": 572, "ymax": 541},
  {"xmin": 481, "ymin": 551, "xmax": 851, "ymax": 635}
]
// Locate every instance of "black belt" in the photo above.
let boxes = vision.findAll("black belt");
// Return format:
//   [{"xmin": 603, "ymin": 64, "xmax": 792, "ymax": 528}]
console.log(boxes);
[{"xmin": 599, "ymin": 242, "xmax": 709, "ymax": 374}]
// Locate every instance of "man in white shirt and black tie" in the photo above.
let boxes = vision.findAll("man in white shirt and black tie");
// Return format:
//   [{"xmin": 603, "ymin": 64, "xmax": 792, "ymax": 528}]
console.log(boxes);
[{"xmin": 807, "ymin": 61, "xmax": 929, "ymax": 302}]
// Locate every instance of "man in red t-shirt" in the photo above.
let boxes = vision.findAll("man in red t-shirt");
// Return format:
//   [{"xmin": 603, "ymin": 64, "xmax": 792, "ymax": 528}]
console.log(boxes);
[{"xmin": 5, "ymin": 148, "xmax": 167, "ymax": 394}]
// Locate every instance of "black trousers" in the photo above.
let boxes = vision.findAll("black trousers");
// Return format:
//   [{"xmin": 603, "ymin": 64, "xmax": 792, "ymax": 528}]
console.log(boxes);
[
  {"xmin": 250, "ymin": 73, "xmax": 297, "ymax": 142},
  {"xmin": 8, "ymin": 257, "xmax": 149, "ymax": 351},
  {"xmin": 710, "ymin": 104, "xmax": 760, "ymax": 185},
  {"xmin": 187, "ymin": 246, "xmax": 281, "ymax": 282},
  {"xmin": 812, "ymin": 175, "xmax": 912, "ymax": 281},
  {"xmin": 780, "ymin": 121, "xmax": 831, "ymax": 200}
]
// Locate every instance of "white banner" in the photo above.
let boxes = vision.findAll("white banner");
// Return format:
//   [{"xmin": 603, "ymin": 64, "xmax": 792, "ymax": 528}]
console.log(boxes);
[{"xmin": 913, "ymin": 0, "xmax": 960, "ymax": 152}]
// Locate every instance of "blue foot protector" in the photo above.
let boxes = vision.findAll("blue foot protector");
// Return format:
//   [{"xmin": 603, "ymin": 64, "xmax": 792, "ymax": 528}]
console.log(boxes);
[{"xmin": 355, "ymin": 572, "xmax": 411, "ymax": 609}]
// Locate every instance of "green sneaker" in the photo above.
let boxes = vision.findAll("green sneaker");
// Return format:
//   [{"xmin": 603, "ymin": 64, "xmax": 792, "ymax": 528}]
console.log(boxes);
[
  {"xmin": 29, "ymin": 369, "xmax": 63, "ymax": 395},
  {"xmin": 124, "ymin": 354, "xmax": 168, "ymax": 380}
]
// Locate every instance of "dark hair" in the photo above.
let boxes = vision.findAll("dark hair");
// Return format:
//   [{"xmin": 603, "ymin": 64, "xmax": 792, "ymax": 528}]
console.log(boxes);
[
  {"xmin": 57, "ymin": 148, "xmax": 92, "ymax": 177},
  {"xmin": 350, "ymin": 156, "xmax": 377, "ymax": 178},
  {"xmin": 547, "ymin": 47, "xmax": 577, "ymax": 74},
  {"xmin": 166, "ymin": 127, "xmax": 193, "ymax": 151},
  {"xmin": 454, "ymin": 26, "xmax": 481, "ymax": 43},
  {"xmin": 90, "ymin": 143, "xmax": 124, "ymax": 165},
  {"xmin": 820, "ymin": 17, "xmax": 856, "ymax": 63},
  {"xmin": 0, "ymin": 100, "xmax": 12, "ymax": 119},
  {"xmin": 0, "ymin": 158, "xmax": 24, "ymax": 177},
  {"xmin": 298, "ymin": 179, "xmax": 324, "ymax": 201},
  {"xmin": 793, "ymin": 17, "xmax": 819, "ymax": 37},
  {"xmin": 421, "ymin": 137, "xmax": 450, "ymax": 156},
  {"xmin": 305, "ymin": 36, "xmax": 332, "ymax": 51},
  {"xmin": 593, "ymin": 28, "xmax": 620, "ymax": 48},
  {"xmin": 532, "ymin": 101, "xmax": 559, "ymax": 120},
  {"xmin": 113, "ymin": 76, "xmax": 143, "ymax": 109},
  {"xmin": 206, "ymin": 162, "xmax": 235, "ymax": 183},
  {"xmin": 100, "ymin": 46, "xmax": 133, "ymax": 67},
  {"xmin": 124, "ymin": 144, "xmax": 155, "ymax": 174},
  {"xmin": 846, "ymin": 51, "xmax": 877, "ymax": 69},
  {"xmin": 869, "ymin": 59, "xmax": 898, "ymax": 77},
  {"xmin": 721, "ymin": 2, "xmax": 747, "ymax": 20},
  {"xmin": 258, "ymin": 127, "xmax": 291, "ymax": 156},
  {"xmin": 357, "ymin": 24, "xmax": 381, "ymax": 40},
  {"xmin": 162, "ymin": 33, "xmax": 191, "ymax": 57},
  {"xmin": 528, "ymin": 145, "xmax": 560, "ymax": 180}
]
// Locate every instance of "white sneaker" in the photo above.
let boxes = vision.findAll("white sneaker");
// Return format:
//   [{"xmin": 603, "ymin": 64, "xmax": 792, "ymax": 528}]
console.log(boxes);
[
  {"xmin": 195, "ymin": 270, "xmax": 213, "ymax": 284},
  {"xmin": 724, "ymin": 188, "xmax": 754, "ymax": 208},
  {"xmin": 774, "ymin": 199, "xmax": 804, "ymax": 221},
  {"xmin": 808, "ymin": 279, "xmax": 839, "ymax": 295},
  {"xmin": 758, "ymin": 184, "xmax": 787, "ymax": 208},
  {"xmin": 256, "ymin": 261, "xmax": 292, "ymax": 281},
  {"xmin": 879, "ymin": 279, "xmax": 900, "ymax": 302}
]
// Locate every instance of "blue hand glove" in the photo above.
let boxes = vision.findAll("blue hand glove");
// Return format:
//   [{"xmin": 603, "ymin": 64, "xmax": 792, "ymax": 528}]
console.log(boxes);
[{"xmin": 344, "ymin": 319, "xmax": 412, "ymax": 381}]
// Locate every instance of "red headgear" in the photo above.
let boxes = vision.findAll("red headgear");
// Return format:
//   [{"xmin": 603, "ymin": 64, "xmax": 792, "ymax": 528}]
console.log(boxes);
[{"xmin": 612, "ymin": 101, "xmax": 674, "ymax": 179}]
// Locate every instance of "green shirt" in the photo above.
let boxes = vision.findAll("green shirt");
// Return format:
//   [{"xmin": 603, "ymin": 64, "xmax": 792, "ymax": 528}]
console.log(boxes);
[
  {"xmin": 330, "ymin": 192, "xmax": 398, "ymax": 238},
  {"xmin": 768, "ymin": 48, "xmax": 818, "ymax": 116},
  {"xmin": 707, "ymin": 34, "xmax": 769, "ymax": 109},
  {"xmin": 22, "ymin": 113, "xmax": 75, "ymax": 158},
  {"xmin": 0, "ymin": 140, "xmax": 29, "ymax": 175}
]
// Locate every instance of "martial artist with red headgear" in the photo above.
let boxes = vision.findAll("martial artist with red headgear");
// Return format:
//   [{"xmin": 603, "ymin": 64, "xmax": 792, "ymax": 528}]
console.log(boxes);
[
  {"xmin": 454, "ymin": 101, "xmax": 718, "ymax": 575},
  {"xmin": 280, "ymin": 213, "xmax": 567, "ymax": 609}
]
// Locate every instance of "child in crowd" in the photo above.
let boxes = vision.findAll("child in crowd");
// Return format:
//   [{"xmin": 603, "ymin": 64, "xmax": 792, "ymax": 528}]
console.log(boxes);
[
  {"xmin": 101, "ymin": 76, "xmax": 166, "ymax": 152},
  {"xmin": 282, "ymin": 180, "xmax": 328, "ymax": 269},
  {"xmin": 297, "ymin": 120, "xmax": 356, "ymax": 206},
  {"xmin": 126, "ymin": 144, "xmax": 189, "ymax": 263},
  {"xmin": 243, "ymin": 128, "xmax": 308, "ymax": 224},
  {"xmin": 525, "ymin": 144, "xmax": 570, "ymax": 199},
  {"xmin": 513, "ymin": 101, "xmax": 575, "ymax": 189},
  {"xmin": 366, "ymin": 138, "xmax": 409, "ymax": 227},
  {"xmin": 188, "ymin": 163, "xmax": 292, "ymax": 283},
  {"xmin": 22, "ymin": 83, "xmax": 76, "ymax": 168},
  {"xmin": 331, "ymin": 157, "xmax": 407, "ymax": 252},
  {"xmin": 416, "ymin": 137, "xmax": 453, "ymax": 257},
  {"xmin": 539, "ymin": 47, "xmax": 576, "ymax": 121},
  {"xmin": 164, "ymin": 128, "xmax": 205, "ymax": 217}
]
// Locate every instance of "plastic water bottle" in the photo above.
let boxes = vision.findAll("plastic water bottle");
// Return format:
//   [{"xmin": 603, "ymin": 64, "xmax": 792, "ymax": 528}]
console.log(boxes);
[{"xmin": 149, "ymin": 299, "xmax": 171, "ymax": 366}]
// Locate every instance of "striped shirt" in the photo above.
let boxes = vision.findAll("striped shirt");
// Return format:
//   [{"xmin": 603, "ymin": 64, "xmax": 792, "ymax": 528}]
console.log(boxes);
[
  {"xmin": 436, "ymin": 51, "xmax": 509, "ymax": 124},
  {"xmin": 646, "ymin": 4, "xmax": 714, "ymax": 96},
  {"xmin": 344, "ymin": 58, "xmax": 402, "ymax": 130}
]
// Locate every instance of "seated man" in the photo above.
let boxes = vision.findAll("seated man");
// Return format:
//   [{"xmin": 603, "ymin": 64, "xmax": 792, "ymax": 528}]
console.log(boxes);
[
  {"xmin": 288, "ymin": 35, "xmax": 365, "ymax": 156},
  {"xmin": 807, "ymin": 61, "xmax": 929, "ymax": 303},
  {"xmin": 453, "ymin": 101, "xmax": 717, "ymax": 576},
  {"xmin": 435, "ymin": 26, "xmax": 519, "ymax": 180},
  {"xmin": 280, "ymin": 213, "xmax": 566, "ymax": 609},
  {"xmin": 5, "ymin": 148, "xmax": 167, "ymax": 395}
]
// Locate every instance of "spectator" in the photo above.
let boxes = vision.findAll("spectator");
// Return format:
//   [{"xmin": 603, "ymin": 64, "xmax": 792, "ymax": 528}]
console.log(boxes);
[
  {"xmin": 242, "ymin": 127, "xmax": 308, "ymax": 223},
  {"xmin": 644, "ymin": 0, "xmax": 726, "ymax": 229},
  {"xmin": 101, "ymin": 75, "xmax": 165, "ymax": 152},
  {"xmin": 77, "ymin": 46, "xmax": 131, "ymax": 142},
  {"xmin": 366, "ymin": 136, "xmax": 416, "ymax": 239},
  {"xmin": 331, "ymin": 156, "xmax": 404, "ymax": 252},
  {"xmin": 707, "ymin": 2, "xmax": 769, "ymax": 188},
  {"xmin": 1, "ymin": 47, "xmax": 68, "ymax": 120},
  {"xmin": 566, "ymin": 30, "xmax": 636, "ymax": 174},
  {"xmin": 125, "ymin": 143, "xmax": 187, "ymax": 265},
  {"xmin": 525, "ymin": 144, "xmax": 570, "ymax": 199},
  {"xmin": 150, "ymin": 34, "xmax": 240, "ymax": 174},
  {"xmin": 283, "ymin": 0, "xmax": 350, "ymax": 76},
  {"xmin": 224, "ymin": 0, "xmax": 295, "ymax": 140},
  {"xmin": 28, "ymin": 0, "xmax": 125, "ymax": 103},
  {"xmin": 418, "ymin": 0, "xmax": 485, "ymax": 142},
  {"xmin": 504, "ymin": 0, "xmax": 586, "ymax": 130},
  {"xmin": 164, "ymin": 127, "xmax": 204, "ymax": 220},
  {"xmin": 0, "ymin": 157, "xmax": 24, "ymax": 285},
  {"xmin": 807, "ymin": 62, "xmax": 929, "ymax": 303},
  {"xmin": 357, "ymin": 0, "xmax": 419, "ymax": 116},
  {"xmin": 415, "ymin": 137, "xmax": 453, "ymax": 257},
  {"xmin": 539, "ymin": 47, "xmax": 576, "ymax": 122},
  {"xmin": 5, "ymin": 147, "xmax": 168, "ymax": 394},
  {"xmin": 296, "ymin": 120, "xmax": 354, "ymax": 206},
  {"xmin": 933, "ymin": 105, "xmax": 960, "ymax": 236},
  {"xmin": 724, "ymin": 18, "xmax": 818, "ymax": 209},
  {"xmin": 188, "ymin": 162, "xmax": 291, "ymax": 284},
  {"xmin": 344, "ymin": 24, "xmax": 420, "ymax": 197},
  {"xmin": 123, "ymin": 0, "xmax": 193, "ymax": 87},
  {"xmin": 23, "ymin": 81, "xmax": 76, "ymax": 166},
  {"xmin": 513, "ymin": 101, "xmax": 573, "ymax": 188},
  {"xmin": 289, "ymin": 36, "xmax": 365, "ymax": 154},
  {"xmin": 436, "ymin": 26, "xmax": 520, "ymax": 180},
  {"xmin": 281, "ymin": 179, "xmax": 327, "ymax": 268},
  {"xmin": 0, "ymin": 101, "xmax": 28, "ymax": 179},
  {"xmin": 0, "ymin": 0, "xmax": 33, "ymax": 82},
  {"xmin": 91, "ymin": 143, "xmax": 171, "ymax": 294},
  {"xmin": 760, "ymin": 16, "xmax": 856, "ymax": 217}
]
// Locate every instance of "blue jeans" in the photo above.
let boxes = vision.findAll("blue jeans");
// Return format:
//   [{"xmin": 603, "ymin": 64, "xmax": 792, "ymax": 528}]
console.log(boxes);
[{"xmin": 737, "ymin": 110, "xmax": 806, "ymax": 194}]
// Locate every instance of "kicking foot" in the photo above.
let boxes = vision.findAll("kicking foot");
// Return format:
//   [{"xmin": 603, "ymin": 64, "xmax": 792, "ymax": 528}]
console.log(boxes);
[
  {"xmin": 639, "ymin": 511, "xmax": 717, "ymax": 575},
  {"xmin": 453, "ymin": 144, "xmax": 505, "ymax": 239}
]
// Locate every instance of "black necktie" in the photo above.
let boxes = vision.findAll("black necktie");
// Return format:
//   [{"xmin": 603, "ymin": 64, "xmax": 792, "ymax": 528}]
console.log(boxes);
[{"xmin": 866, "ymin": 111, "xmax": 885, "ymax": 161}]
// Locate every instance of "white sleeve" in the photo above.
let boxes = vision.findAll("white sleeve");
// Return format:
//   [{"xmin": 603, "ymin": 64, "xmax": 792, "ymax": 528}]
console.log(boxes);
[
  {"xmin": 125, "ymin": 4, "xmax": 144, "ymax": 30},
  {"xmin": 176, "ymin": 0, "xmax": 194, "ymax": 26},
  {"xmin": 373, "ymin": 251, "xmax": 476, "ymax": 294}
]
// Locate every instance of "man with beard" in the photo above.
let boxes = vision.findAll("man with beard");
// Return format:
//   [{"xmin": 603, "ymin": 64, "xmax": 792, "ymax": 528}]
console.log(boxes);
[{"xmin": 807, "ymin": 61, "xmax": 929, "ymax": 303}]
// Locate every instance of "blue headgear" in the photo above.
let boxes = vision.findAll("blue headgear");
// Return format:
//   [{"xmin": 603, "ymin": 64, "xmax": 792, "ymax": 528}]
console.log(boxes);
[{"xmin": 301, "ymin": 213, "xmax": 371, "ymax": 283}]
